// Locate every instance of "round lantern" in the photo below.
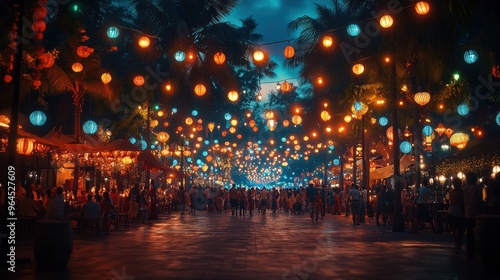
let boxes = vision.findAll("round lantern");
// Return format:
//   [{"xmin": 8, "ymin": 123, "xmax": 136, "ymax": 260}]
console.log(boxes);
[
  {"xmin": 292, "ymin": 115, "xmax": 302, "ymax": 125},
  {"xmin": 496, "ymin": 112, "xmax": 500, "ymax": 126},
  {"xmin": 492, "ymin": 65, "xmax": 500, "ymax": 78},
  {"xmin": 194, "ymin": 84, "xmax": 206, "ymax": 96},
  {"xmin": 414, "ymin": 91, "xmax": 431, "ymax": 106},
  {"xmin": 333, "ymin": 159, "xmax": 340, "ymax": 166},
  {"xmin": 39, "ymin": 53, "xmax": 55, "ymax": 68},
  {"xmin": 464, "ymin": 50, "xmax": 478, "ymax": 64},
  {"xmin": 422, "ymin": 125, "xmax": 433, "ymax": 136},
  {"xmin": 281, "ymin": 81, "xmax": 292, "ymax": 92},
  {"xmin": 378, "ymin": 116, "xmax": 388, "ymax": 126},
  {"xmin": 320, "ymin": 110, "xmax": 331, "ymax": 121},
  {"xmin": 30, "ymin": 110, "xmax": 47, "ymax": 126},
  {"xmin": 185, "ymin": 117, "xmax": 193, "ymax": 125},
  {"xmin": 283, "ymin": 45, "xmax": 295, "ymax": 58},
  {"xmin": 101, "ymin": 73, "xmax": 112, "ymax": 84},
  {"xmin": 380, "ymin": 15, "xmax": 394, "ymax": 28},
  {"xmin": 129, "ymin": 137, "xmax": 136, "ymax": 144},
  {"xmin": 138, "ymin": 36, "xmax": 150, "ymax": 48},
  {"xmin": 228, "ymin": 90, "xmax": 239, "ymax": 102},
  {"xmin": 267, "ymin": 119, "xmax": 277, "ymax": 131},
  {"xmin": 283, "ymin": 119, "xmax": 290, "ymax": 127},
  {"xmin": 224, "ymin": 113, "xmax": 232, "ymax": 121},
  {"xmin": 322, "ymin": 36, "xmax": 333, "ymax": 47},
  {"xmin": 83, "ymin": 120, "xmax": 98, "ymax": 134},
  {"xmin": 17, "ymin": 138, "xmax": 35, "ymax": 155},
  {"xmin": 202, "ymin": 164, "xmax": 209, "ymax": 172},
  {"xmin": 347, "ymin": 24, "xmax": 361, "ymax": 36},
  {"xmin": 450, "ymin": 132, "xmax": 469, "ymax": 150},
  {"xmin": 344, "ymin": 115, "xmax": 352, "ymax": 123},
  {"xmin": 133, "ymin": 75, "xmax": 145, "ymax": 86},
  {"xmin": 229, "ymin": 126, "xmax": 237, "ymax": 134},
  {"xmin": 175, "ymin": 51, "xmax": 186, "ymax": 62},
  {"xmin": 139, "ymin": 140, "xmax": 147, "ymax": 151},
  {"xmin": 354, "ymin": 101, "xmax": 362, "ymax": 111},
  {"xmin": 213, "ymin": 52, "xmax": 226, "ymax": 64},
  {"xmin": 400, "ymin": 141, "xmax": 412, "ymax": 154},
  {"xmin": 157, "ymin": 132, "xmax": 169, "ymax": 143},
  {"xmin": 122, "ymin": 156, "xmax": 132, "ymax": 165},
  {"xmin": 457, "ymin": 103, "xmax": 469, "ymax": 116},
  {"xmin": 192, "ymin": 110, "xmax": 198, "ymax": 116},
  {"xmin": 72, "ymin": 62, "xmax": 83, "ymax": 72},
  {"xmin": 4, "ymin": 75, "xmax": 12, "ymax": 83},
  {"xmin": 352, "ymin": 63, "xmax": 364, "ymax": 75},
  {"xmin": 107, "ymin": 27, "xmax": 119, "ymax": 39},
  {"xmin": 206, "ymin": 155, "xmax": 213, "ymax": 163},
  {"xmin": 265, "ymin": 111, "xmax": 275, "ymax": 119},
  {"xmin": 253, "ymin": 50, "xmax": 264, "ymax": 62},
  {"xmin": 33, "ymin": 79, "xmax": 41, "ymax": 88},
  {"xmin": 415, "ymin": 1, "xmax": 430, "ymax": 15},
  {"xmin": 386, "ymin": 126, "xmax": 399, "ymax": 141},
  {"xmin": 76, "ymin": 46, "xmax": 92, "ymax": 58}
]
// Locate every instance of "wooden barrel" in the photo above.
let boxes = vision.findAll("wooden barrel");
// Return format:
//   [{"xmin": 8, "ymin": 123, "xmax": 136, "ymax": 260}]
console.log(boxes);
[
  {"xmin": 475, "ymin": 215, "xmax": 500, "ymax": 274},
  {"xmin": 34, "ymin": 219, "xmax": 73, "ymax": 271}
]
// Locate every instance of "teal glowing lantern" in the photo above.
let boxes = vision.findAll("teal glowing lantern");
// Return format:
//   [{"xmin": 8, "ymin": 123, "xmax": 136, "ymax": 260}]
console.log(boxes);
[
  {"xmin": 399, "ymin": 141, "xmax": 412, "ymax": 154},
  {"xmin": 354, "ymin": 101, "xmax": 362, "ymax": 111},
  {"xmin": 496, "ymin": 112, "xmax": 500, "ymax": 126},
  {"xmin": 172, "ymin": 107, "xmax": 178, "ymax": 113},
  {"xmin": 202, "ymin": 151, "xmax": 208, "ymax": 156},
  {"xmin": 186, "ymin": 157, "xmax": 192, "ymax": 163},
  {"xmin": 30, "ymin": 110, "xmax": 47, "ymax": 126},
  {"xmin": 378, "ymin": 117, "xmax": 388, "ymax": 126},
  {"xmin": 174, "ymin": 51, "xmax": 186, "ymax": 62},
  {"xmin": 281, "ymin": 137, "xmax": 287, "ymax": 142},
  {"xmin": 422, "ymin": 125, "xmax": 433, "ymax": 137},
  {"xmin": 196, "ymin": 159, "xmax": 203, "ymax": 165},
  {"xmin": 139, "ymin": 140, "xmax": 147, "ymax": 150},
  {"xmin": 83, "ymin": 120, "xmax": 98, "ymax": 134},
  {"xmin": 457, "ymin": 103, "xmax": 469, "ymax": 116},
  {"xmin": 172, "ymin": 159, "xmax": 178, "ymax": 166},
  {"xmin": 347, "ymin": 24, "xmax": 361, "ymax": 36},
  {"xmin": 150, "ymin": 144, "xmax": 155, "ymax": 150},
  {"xmin": 107, "ymin": 26, "xmax": 119, "ymax": 39},
  {"xmin": 224, "ymin": 113, "xmax": 231, "ymax": 120},
  {"xmin": 333, "ymin": 159, "xmax": 340, "ymax": 165},
  {"xmin": 464, "ymin": 50, "xmax": 478, "ymax": 64},
  {"xmin": 329, "ymin": 145, "xmax": 335, "ymax": 150},
  {"xmin": 192, "ymin": 109, "xmax": 198, "ymax": 116},
  {"xmin": 204, "ymin": 140, "xmax": 209, "ymax": 145},
  {"xmin": 129, "ymin": 137, "xmax": 136, "ymax": 144}
]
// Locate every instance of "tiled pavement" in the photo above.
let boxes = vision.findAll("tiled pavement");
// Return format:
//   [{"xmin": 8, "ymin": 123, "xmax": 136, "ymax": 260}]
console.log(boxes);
[{"xmin": 10, "ymin": 210, "xmax": 495, "ymax": 280}]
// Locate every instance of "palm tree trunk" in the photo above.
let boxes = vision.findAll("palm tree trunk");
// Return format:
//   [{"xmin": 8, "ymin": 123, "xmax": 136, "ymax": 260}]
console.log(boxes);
[{"xmin": 73, "ymin": 81, "xmax": 82, "ymax": 143}]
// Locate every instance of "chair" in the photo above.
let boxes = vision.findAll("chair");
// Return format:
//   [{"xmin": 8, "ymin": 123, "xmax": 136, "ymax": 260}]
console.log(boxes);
[{"xmin": 79, "ymin": 218, "xmax": 101, "ymax": 235}]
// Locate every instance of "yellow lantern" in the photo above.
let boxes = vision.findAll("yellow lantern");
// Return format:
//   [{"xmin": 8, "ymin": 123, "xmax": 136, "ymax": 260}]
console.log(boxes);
[
  {"xmin": 185, "ymin": 117, "xmax": 193, "ymax": 125},
  {"xmin": 229, "ymin": 127, "xmax": 236, "ymax": 134},
  {"xmin": 292, "ymin": 115, "xmax": 302, "ymax": 125},
  {"xmin": 414, "ymin": 92, "xmax": 431, "ymax": 106},
  {"xmin": 450, "ymin": 132, "xmax": 469, "ymax": 150},
  {"xmin": 157, "ymin": 132, "xmax": 169, "ymax": 143},
  {"xmin": 121, "ymin": 156, "xmax": 132, "ymax": 165},
  {"xmin": 283, "ymin": 119, "xmax": 290, "ymax": 127},
  {"xmin": 72, "ymin": 62, "xmax": 83, "ymax": 73},
  {"xmin": 17, "ymin": 138, "xmax": 35, "ymax": 155},
  {"xmin": 253, "ymin": 50, "xmax": 264, "ymax": 62},
  {"xmin": 283, "ymin": 45, "xmax": 295, "ymax": 58},
  {"xmin": 230, "ymin": 119, "xmax": 238, "ymax": 126},
  {"xmin": 352, "ymin": 63, "xmax": 364, "ymax": 75},
  {"xmin": 194, "ymin": 84, "xmax": 206, "ymax": 96},
  {"xmin": 228, "ymin": 90, "xmax": 239, "ymax": 102},
  {"xmin": 101, "ymin": 73, "xmax": 112, "ymax": 84},
  {"xmin": 202, "ymin": 164, "xmax": 209, "ymax": 172},
  {"xmin": 344, "ymin": 115, "xmax": 352, "ymax": 123},
  {"xmin": 138, "ymin": 36, "xmax": 150, "ymax": 48},
  {"xmin": 380, "ymin": 15, "xmax": 394, "ymax": 28},
  {"xmin": 386, "ymin": 126, "xmax": 400, "ymax": 141},
  {"xmin": 281, "ymin": 81, "xmax": 292, "ymax": 92},
  {"xmin": 265, "ymin": 110, "xmax": 275, "ymax": 119},
  {"xmin": 160, "ymin": 149, "xmax": 169, "ymax": 157},
  {"xmin": 320, "ymin": 110, "xmax": 331, "ymax": 121},
  {"xmin": 133, "ymin": 75, "xmax": 145, "ymax": 86},
  {"xmin": 214, "ymin": 52, "xmax": 226, "ymax": 64},
  {"xmin": 267, "ymin": 119, "xmax": 277, "ymax": 131},
  {"xmin": 165, "ymin": 83, "xmax": 172, "ymax": 92},
  {"xmin": 415, "ymin": 1, "xmax": 430, "ymax": 15},
  {"xmin": 322, "ymin": 35, "xmax": 333, "ymax": 47}
]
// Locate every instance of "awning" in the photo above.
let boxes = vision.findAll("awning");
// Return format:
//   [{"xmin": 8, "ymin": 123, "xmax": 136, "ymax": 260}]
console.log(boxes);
[{"xmin": 137, "ymin": 151, "xmax": 168, "ymax": 170}]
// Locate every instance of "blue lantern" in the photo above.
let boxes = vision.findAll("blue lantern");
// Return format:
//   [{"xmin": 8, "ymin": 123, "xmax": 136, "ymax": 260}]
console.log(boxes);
[
  {"xmin": 30, "ymin": 110, "xmax": 47, "ymax": 126},
  {"xmin": 139, "ymin": 140, "xmax": 147, "ymax": 150},
  {"xmin": 329, "ymin": 145, "xmax": 335, "ymax": 150},
  {"xmin": 224, "ymin": 113, "xmax": 231, "ymax": 120},
  {"xmin": 150, "ymin": 144, "xmax": 155, "ymax": 150},
  {"xmin": 378, "ymin": 117, "xmax": 388, "ymax": 126},
  {"xmin": 422, "ymin": 125, "xmax": 433, "ymax": 137},
  {"xmin": 333, "ymin": 159, "xmax": 340, "ymax": 166},
  {"xmin": 464, "ymin": 50, "xmax": 478, "ymax": 64},
  {"xmin": 82, "ymin": 120, "xmax": 98, "ymax": 134},
  {"xmin": 107, "ymin": 26, "xmax": 119, "ymax": 39},
  {"xmin": 457, "ymin": 103, "xmax": 469, "ymax": 116},
  {"xmin": 186, "ymin": 157, "xmax": 192, "ymax": 163},
  {"xmin": 204, "ymin": 140, "xmax": 209, "ymax": 145},
  {"xmin": 214, "ymin": 139, "xmax": 219, "ymax": 144},
  {"xmin": 129, "ymin": 137, "xmax": 136, "ymax": 144},
  {"xmin": 192, "ymin": 109, "xmax": 198, "ymax": 116},
  {"xmin": 354, "ymin": 101, "xmax": 362, "ymax": 111},
  {"xmin": 196, "ymin": 159, "xmax": 203, "ymax": 165},
  {"xmin": 172, "ymin": 159, "xmax": 178, "ymax": 166},
  {"xmin": 399, "ymin": 141, "xmax": 412, "ymax": 154},
  {"xmin": 202, "ymin": 151, "xmax": 208, "ymax": 156},
  {"xmin": 172, "ymin": 107, "xmax": 178, "ymax": 113},
  {"xmin": 174, "ymin": 51, "xmax": 186, "ymax": 62},
  {"xmin": 281, "ymin": 137, "xmax": 287, "ymax": 142},
  {"xmin": 496, "ymin": 112, "xmax": 500, "ymax": 126},
  {"xmin": 347, "ymin": 24, "xmax": 361, "ymax": 36}
]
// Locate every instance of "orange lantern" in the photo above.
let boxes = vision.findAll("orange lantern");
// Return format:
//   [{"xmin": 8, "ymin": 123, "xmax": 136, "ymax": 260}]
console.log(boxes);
[
  {"xmin": 450, "ymin": 132, "xmax": 469, "ymax": 150},
  {"xmin": 283, "ymin": 119, "xmax": 290, "ymax": 127},
  {"xmin": 185, "ymin": 117, "xmax": 193, "ymax": 125},
  {"xmin": 133, "ymin": 75, "xmax": 145, "ymax": 86},
  {"xmin": 72, "ymin": 62, "xmax": 83, "ymax": 72},
  {"xmin": 283, "ymin": 45, "xmax": 295, "ymax": 58},
  {"xmin": 101, "ymin": 73, "xmax": 112, "ymax": 84},
  {"xmin": 321, "ymin": 110, "xmax": 331, "ymax": 121},
  {"xmin": 194, "ymin": 84, "xmax": 206, "ymax": 96},
  {"xmin": 253, "ymin": 50, "xmax": 264, "ymax": 62},
  {"xmin": 206, "ymin": 155, "xmax": 213, "ymax": 162},
  {"xmin": 415, "ymin": 1, "xmax": 430, "ymax": 15},
  {"xmin": 228, "ymin": 90, "xmax": 239, "ymax": 102},
  {"xmin": 229, "ymin": 127, "xmax": 236, "ymax": 134},
  {"xmin": 214, "ymin": 52, "xmax": 226, "ymax": 64},
  {"xmin": 76, "ymin": 45, "xmax": 93, "ymax": 58},
  {"xmin": 322, "ymin": 36, "xmax": 333, "ymax": 47},
  {"xmin": 352, "ymin": 63, "xmax": 364, "ymax": 75},
  {"xmin": 380, "ymin": 15, "xmax": 394, "ymax": 28},
  {"xmin": 292, "ymin": 115, "xmax": 302, "ymax": 125},
  {"xmin": 17, "ymin": 138, "xmax": 35, "ymax": 155},
  {"xmin": 414, "ymin": 92, "xmax": 431, "ymax": 106},
  {"xmin": 281, "ymin": 81, "xmax": 292, "ymax": 92},
  {"xmin": 157, "ymin": 132, "xmax": 169, "ymax": 143},
  {"xmin": 138, "ymin": 36, "xmax": 150, "ymax": 48},
  {"xmin": 265, "ymin": 110, "xmax": 275, "ymax": 119}
]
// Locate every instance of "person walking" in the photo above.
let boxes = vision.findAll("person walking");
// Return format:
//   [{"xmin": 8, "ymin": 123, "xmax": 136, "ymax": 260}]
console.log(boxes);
[
  {"xmin": 411, "ymin": 180, "xmax": 433, "ymax": 233},
  {"xmin": 348, "ymin": 185, "xmax": 362, "ymax": 225},
  {"xmin": 447, "ymin": 178, "xmax": 465, "ymax": 250},
  {"xmin": 462, "ymin": 172, "xmax": 483, "ymax": 259}
]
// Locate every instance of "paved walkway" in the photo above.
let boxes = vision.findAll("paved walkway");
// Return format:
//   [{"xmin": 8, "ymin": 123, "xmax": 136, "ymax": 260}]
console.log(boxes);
[{"xmin": 11, "ymin": 211, "xmax": 494, "ymax": 280}]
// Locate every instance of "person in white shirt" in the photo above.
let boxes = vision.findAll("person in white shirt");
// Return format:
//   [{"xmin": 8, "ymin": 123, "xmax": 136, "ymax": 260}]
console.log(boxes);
[{"xmin": 348, "ymin": 185, "xmax": 362, "ymax": 225}]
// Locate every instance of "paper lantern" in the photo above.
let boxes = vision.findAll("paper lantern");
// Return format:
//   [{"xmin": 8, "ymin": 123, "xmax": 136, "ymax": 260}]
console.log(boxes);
[
  {"xmin": 185, "ymin": 117, "xmax": 193, "ymax": 125},
  {"xmin": 380, "ymin": 15, "xmax": 394, "ymax": 28},
  {"xmin": 267, "ymin": 119, "xmax": 277, "ymax": 131},
  {"xmin": 139, "ymin": 140, "xmax": 147, "ymax": 151},
  {"xmin": 175, "ymin": 51, "xmax": 186, "ymax": 62},
  {"xmin": 228, "ymin": 90, "xmax": 239, "ymax": 102},
  {"xmin": 138, "ymin": 36, "xmax": 150, "ymax": 48},
  {"xmin": 457, "ymin": 103, "xmax": 469, "ymax": 116},
  {"xmin": 107, "ymin": 26, "xmax": 119, "ymax": 38},
  {"xmin": 386, "ymin": 126, "xmax": 399, "ymax": 141},
  {"xmin": 292, "ymin": 115, "xmax": 302, "ymax": 125},
  {"xmin": 194, "ymin": 84, "xmax": 206, "ymax": 96},
  {"xmin": 333, "ymin": 159, "xmax": 340, "ymax": 165},
  {"xmin": 283, "ymin": 45, "xmax": 295, "ymax": 58},
  {"xmin": 122, "ymin": 156, "xmax": 132, "ymax": 165},
  {"xmin": 72, "ymin": 62, "xmax": 83, "ymax": 72},
  {"xmin": 30, "ymin": 110, "xmax": 47, "ymax": 126},
  {"xmin": 224, "ymin": 113, "xmax": 232, "ymax": 121},
  {"xmin": 492, "ymin": 65, "xmax": 500, "ymax": 78},
  {"xmin": 322, "ymin": 36, "xmax": 333, "ymax": 47},
  {"xmin": 496, "ymin": 112, "xmax": 500, "ymax": 126},
  {"xmin": 157, "ymin": 132, "xmax": 169, "ymax": 143},
  {"xmin": 192, "ymin": 110, "xmax": 198, "ymax": 116},
  {"xmin": 450, "ymin": 132, "xmax": 469, "ymax": 150},
  {"xmin": 133, "ymin": 75, "xmax": 145, "ymax": 86},
  {"xmin": 229, "ymin": 126, "xmax": 237, "ymax": 134},
  {"xmin": 213, "ymin": 52, "xmax": 226, "ymax": 64},
  {"xmin": 83, "ymin": 120, "xmax": 98, "ymax": 134},
  {"xmin": 253, "ymin": 50, "xmax": 264, "ymax": 62},
  {"xmin": 422, "ymin": 125, "xmax": 433, "ymax": 137},
  {"xmin": 129, "ymin": 137, "xmax": 136, "ymax": 144},
  {"xmin": 464, "ymin": 50, "xmax": 478, "ymax": 64},
  {"xmin": 347, "ymin": 24, "xmax": 361, "ymax": 36},
  {"xmin": 415, "ymin": 1, "xmax": 430, "ymax": 15},
  {"xmin": 414, "ymin": 92, "xmax": 430, "ymax": 106},
  {"xmin": 101, "ymin": 73, "xmax": 112, "ymax": 84},
  {"xmin": 281, "ymin": 81, "xmax": 292, "ymax": 92},
  {"xmin": 202, "ymin": 164, "xmax": 209, "ymax": 172},
  {"xmin": 76, "ymin": 46, "xmax": 92, "ymax": 58},
  {"xmin": 378, "ymin": 117, "xmax": 388, "ymax": 126},
  {"xmin": 4, "ymin": 75, "xmax": 12, "ymax": 83},
  {"xmin": 39, "ymin": 53, "xmax": 55, "ymax": 68},
  {"xmin": 17, "ymin": 138, "xmax": 35, "ymax": 155},
  {"xmin": 400, "ymin": 141, "xmax": 412, "ymax": 154},
  {"xmin": 352, "ymin": 63, "xmax": 364, "ymax": 75},
  {"xmin": 283, "ymin": 120, "xmax": 290, "ymax": 127},
  {"xmin": 320, "ymin": 110, "xmax": 331, "ymax": 121}
]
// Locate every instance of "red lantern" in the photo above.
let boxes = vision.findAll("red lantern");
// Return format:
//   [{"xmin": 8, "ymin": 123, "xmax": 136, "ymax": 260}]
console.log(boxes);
[
  {"xmin": 133, "ymin": 75, "xmax": 145, "ymax": 86},
  {"xmin": 492, "ymin": 65, "xmax": 500, "ymax": 79},
  {"xmin": 283, "ymin": 46, "xmax": 295, "ymax": 58},
  {"xmin": 214, "ymin": 52, "xmax": 226, "ymax": 65},
  {"xmin": 281, "ymin": 81, "xmax": 292, "ymax": 92},
  {"xmin": 4, "ymin": 75, "xmax": 12, "ymax": 83}
]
